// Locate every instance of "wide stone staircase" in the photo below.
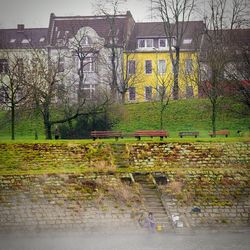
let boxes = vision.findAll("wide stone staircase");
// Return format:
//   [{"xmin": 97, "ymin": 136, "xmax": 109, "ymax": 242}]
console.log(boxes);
[
  {"xmin": 133, "ymin": 173, "xmax": 173, "ymax": 232},
  {"xmin": 111, "ymin": 144, "xmax": 129, "ymax": 168}
]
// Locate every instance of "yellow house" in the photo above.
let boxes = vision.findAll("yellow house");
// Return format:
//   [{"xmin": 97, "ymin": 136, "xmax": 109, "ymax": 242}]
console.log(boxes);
[{"xmin": 124, "ymin": 21, "xmax": 204, "ymax": 102}]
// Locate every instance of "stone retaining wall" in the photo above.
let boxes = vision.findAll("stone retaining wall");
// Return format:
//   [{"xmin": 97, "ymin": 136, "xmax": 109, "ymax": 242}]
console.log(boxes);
[
  {"xmin": 128, "ymin": 142, "xmax": 250, "ymax": 169},
  {"xmin": 0, "ymin": 174, "xmax": 140, "ymax": 231},
  {"xmin": 0, "ymin": 142, "xmax": 249, "ymax": 231}
]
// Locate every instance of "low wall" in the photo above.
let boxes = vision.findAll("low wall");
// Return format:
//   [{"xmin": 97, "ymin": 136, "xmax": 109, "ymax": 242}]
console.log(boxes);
[{"xmin": 128, "ymin": 142, "xmax": 250, "ymax": 169}]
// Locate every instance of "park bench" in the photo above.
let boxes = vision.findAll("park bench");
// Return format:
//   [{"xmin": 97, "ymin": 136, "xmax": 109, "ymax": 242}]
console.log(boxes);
[
  {"xmin": 133, "ymin": 130, "xmax": 169, "ymax": 140},
  {"xmin": 179, "ymin": 131, "xmax": 199, "ymax": 138},
  {"xmin": 208, "ymin": 129, "xmax": 230, "ymax": 137},
  {"xmin": 90, "ymin": 131, "xmax": 123, "ymax": 141}
]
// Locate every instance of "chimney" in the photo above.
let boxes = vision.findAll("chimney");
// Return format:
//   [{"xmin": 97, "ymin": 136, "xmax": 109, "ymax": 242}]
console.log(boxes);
[{"xmin": 17, "ymin": 24, "xmax": 25, "ymax": 32}]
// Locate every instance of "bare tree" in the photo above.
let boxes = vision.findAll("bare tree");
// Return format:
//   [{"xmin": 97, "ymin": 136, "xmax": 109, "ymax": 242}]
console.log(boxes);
[
  {"xmin": 0, "ymin": 53, "xmax": 29, "ymax": 140},
  {"xmin": 152, "ymin": 0, "xmax": 196, "ymax": 100},
  {"xmin": 153, "ymin": 69, "xmax": 173, "ymax": 130},
  {"xmin": 94, "ymin": 0, "xmax": 131, "ymax": 101},
  {"xmin": 67, "ymin": 26, "xmax": 103, "ymax": 104},
  {"xmin": 198, "ymin": 0, "xmax": 250, "ymax": 135},
  {"xmin": 26, "ymin": 48, "xmax": 111, "ymax": 139},
  {"xmin": 224, "ymin": 35, "xmax": 250, "ymax": 111}
]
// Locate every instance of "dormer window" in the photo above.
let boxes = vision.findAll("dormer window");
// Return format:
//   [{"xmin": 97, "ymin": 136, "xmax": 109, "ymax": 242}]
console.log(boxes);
[
  {"xmin": 138, "ymin": 39, "xmax": 153, "ymax": 49},
  {"xmin": 159, "ymin": 39, "xmax": 168, "ymax": 49},
  {"xmin": 21, "ymin": 39, "xmax": 30, "ymax": 44},
  {"xmin": 183, "ymin": 38, "xmax": 192, "ymax": 44},
  {"xmin": 39, "ymin": 37, "xmax": 45, "ymax": 43},
  {"xmin": 64, "ymin": 30, "xmax": 69, "ymax": 37},
  {"xmin": 109, "ymin": 37, "xmax": 119, "ymax": 45},
  {"xmin": 10, "ymin": 39, "xmax": 16, "ymax": 43}
]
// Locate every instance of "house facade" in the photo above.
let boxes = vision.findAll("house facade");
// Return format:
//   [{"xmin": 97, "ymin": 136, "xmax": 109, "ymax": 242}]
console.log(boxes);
[
  {"xmin": 0, "ymin": 24, "xmax": 48, "ymax": 105},
  {"xmin": 1, "ymin": 11, "xmax": 248, "ymax": 106},
  {"xmin": 124, "ymin": 21, "xmax": 204, "ymax": 102},
  {"xmin": 0, "ymin": 11, "xmax": 135, "ymax": 105}
]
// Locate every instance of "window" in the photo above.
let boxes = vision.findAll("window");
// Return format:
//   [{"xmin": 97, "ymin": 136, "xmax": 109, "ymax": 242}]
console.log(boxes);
[
  {"xmin": 58, "ymin": 57, "xmax": 65, "ymax": 72},
  {"xmin": 138, "ymin": 39, "xmax": 145, "ymax": 48},
  {"xmin": 171, "ymin": 37, "xmax": 176, "ymax": 46},
  {"xmin": 186, "ymin": 85, "xmax": 194, "ymax": 98},
  {"xmin": 157, "ymin": 85, "xmax": 167, "ymax": 99},
  {"xmin": 17, "ymin": 58, "xmax": 24, "ymax": 72},
  {"xmin": 10, "ymin": 39, "xmax": 16, "ymax": 43},
  {"xmin": 0, "ymin": 86, "xmax": 7, "ymax": 103},
  {"xmin": 183, "ymin": 38, "xmax": 192, "ymax": 44},
  {"xmin": 158, "ymin": 60, "xmax": 166, "ymax": 74},
  {"xmin": 21, "ymin": 39, "xmax": 30, "ymax": 44},
  {"xmin": 128, "ymin": 60, "xmax": 135, "ymax": 74},
  {"xmin": 81, "ymin": 57, "xmax": 95, "ymax": 72},
  {"xmin": 39, "ymin": 37, "xmax": 45, "ymax": 43},
  {"xmin": 159, "ymin": 39, "xmax": 167, "ymax": 49},
  {"xmin": 0, "ymin": 59, "xmax": 8, "ymax": 74},
  {"xmin": 145, "ymin": 60, "xmax": 152, "ymax": 74},
  {"xmin": 145, "ymin": 86, "xmax": 152, "ymax": 100},
  {"xmin": 138, "ymin": 39, "xmax": 153, "ymax": 49},
  {"xmin": 146, "ymin": 39, "xmax": 153, "ymax": 48},
  {"xmin": 185, "ymin": 59, "xmax": 193, "ymax": 74},
  {"xmin": 81, "ymin": 36, "xmax": 90, "ymax": 46},
  {"xmin": 128, "ymin": 87, "xmax": 136, "ymax": 101},
  {"xmin": 82, "ymin": 84, "xmax": 95, "ymax": 99}
]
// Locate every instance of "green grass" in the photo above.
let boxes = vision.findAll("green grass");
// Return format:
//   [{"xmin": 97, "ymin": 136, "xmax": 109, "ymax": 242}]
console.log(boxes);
[
  {"xmin": 113, "ymin": 98, "xmax": 250, "ymax": 138},
  {"xmin": 0, "ymin": 98, "xmax": 249, "ymax": 140}
]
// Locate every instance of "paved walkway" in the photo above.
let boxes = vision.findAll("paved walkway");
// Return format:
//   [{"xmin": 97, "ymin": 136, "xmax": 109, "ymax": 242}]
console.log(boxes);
[{"xmin": 0, "ymin": 228, "xmax": 249, "ymax": 250}]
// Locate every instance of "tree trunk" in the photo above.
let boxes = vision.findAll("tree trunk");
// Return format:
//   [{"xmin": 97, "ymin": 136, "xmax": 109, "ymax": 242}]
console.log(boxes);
[
  {"xmin": 211, "ymin": 101, "xmax": 217, "ymax": 137},
  {"xmin": 111, "ymin": 46, "xmax": 118, "ymax": 100},
  {"xmin": 121, "ymin": 91, "xmax": 126, "ymax": 104},
  {"xmin": 43, "ymin": 106, "xmax": 52, "ymax": 139},
  {"xmin": 11, "ymin": 104, "xmax": 15, "ymax": 140},
  {"xmin": 78, "ymin": 60, "xmax": 84, "ymax": 104},
  {"xmin": 160, "ymin": 104, "xmax": 164, "ymax": 130},
  {"xmin": 173, "ymin": 47, "xmax": 180, "ymax": 100},
  {"xmin": 45, "ymin": 122, "xmax": 52, "ymax": 140}
]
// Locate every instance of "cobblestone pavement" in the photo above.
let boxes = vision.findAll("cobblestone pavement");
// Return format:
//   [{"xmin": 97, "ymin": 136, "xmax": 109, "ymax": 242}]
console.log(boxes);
[{"xmin": 0, "ymin": 228, "xmax": 250, "ymax": 250}]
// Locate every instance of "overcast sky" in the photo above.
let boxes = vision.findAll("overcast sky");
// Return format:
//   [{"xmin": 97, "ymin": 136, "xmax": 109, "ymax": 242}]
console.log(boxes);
[{"xmin": 0, "ymin": 0, "xmax": 156, "ymax": 29}]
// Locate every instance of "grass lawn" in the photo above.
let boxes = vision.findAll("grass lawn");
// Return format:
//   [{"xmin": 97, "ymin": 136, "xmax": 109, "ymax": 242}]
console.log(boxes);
[{"xmin": 0, "ymin": 98, "xmax": 249, "ymax": 140}]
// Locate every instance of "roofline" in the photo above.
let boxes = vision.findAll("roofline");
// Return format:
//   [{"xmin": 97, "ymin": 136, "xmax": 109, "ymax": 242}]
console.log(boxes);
[
  {"xmin": 135, "ymin": 20, "xmax": 204, "ymax": 25},
  {"xmin": 125, "ymin": 48, "xmax": 198, "ymax": 53},
  {"xmin": 0, "ymin": 27, "xmax": 48, "ymax": 31},
  {"xmin": 53, "ymin": 13, "xmax": 129, "ymax": 21}
]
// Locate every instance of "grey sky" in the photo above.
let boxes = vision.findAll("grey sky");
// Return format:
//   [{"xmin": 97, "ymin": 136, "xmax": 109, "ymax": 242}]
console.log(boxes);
[{"xmin": 0, "ymin": 0, "xmax": 153, "ymax": 28}]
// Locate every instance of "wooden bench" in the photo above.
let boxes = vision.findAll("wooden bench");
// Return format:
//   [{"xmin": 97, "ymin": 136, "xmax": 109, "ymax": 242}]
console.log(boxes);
[
  {"xmin": 208, "ymin": 130, "xmax": 230, "ymax": 137},
  {"xmin": 133, "ymin": 130, "xmax": 169, "ymax": 140},
  {"xmin": 90, "ymin": 131, "xmax": 123, "ymax": 141},
  {"xmin": 179, "ymin": 131, "xmax": 199, "ymax": 138}
]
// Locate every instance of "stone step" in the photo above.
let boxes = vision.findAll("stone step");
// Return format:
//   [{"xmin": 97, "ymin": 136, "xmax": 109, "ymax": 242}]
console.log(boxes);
[
  {"xmin": 143, "ymin": 194, "xmax": 160, "ymax": 198},
  {"xmin": 143, "ymin": 207, "xmax": 167, "ymax": 213},
  {"xmin": 144, "ymin": 198, "xmax": 161, "ymax": 202}
]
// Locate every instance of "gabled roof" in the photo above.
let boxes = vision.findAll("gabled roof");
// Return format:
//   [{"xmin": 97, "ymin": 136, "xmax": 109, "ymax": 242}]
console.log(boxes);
[
  {"xmin": 199, "ymin": 28, "xmax": 250, "ymax": 60},
  {"xmin": 126, "ymin": 21, "xmax": 205, "ymax": 51},
  {"xmin": 48, "ymin": 12, "xmax": 135, "ymax": 47},
  {"xmin": 0, "ymin": 26, "xmax": 48, "ymax": 49},
  {"xmin": 201, "ymin": 28, "xmax": 250, "ymax": 49}
]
